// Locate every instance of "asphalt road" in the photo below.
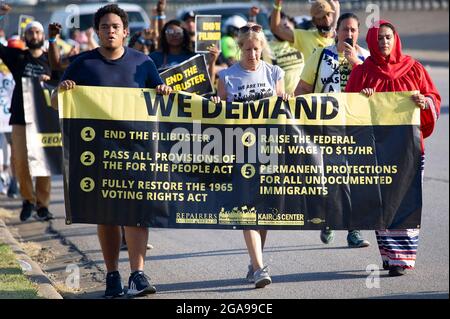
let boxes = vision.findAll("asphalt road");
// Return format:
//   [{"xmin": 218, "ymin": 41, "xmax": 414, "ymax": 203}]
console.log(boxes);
[{"xmin": 42, "ymin": 66, "xmax": 449, "ymax": 299}]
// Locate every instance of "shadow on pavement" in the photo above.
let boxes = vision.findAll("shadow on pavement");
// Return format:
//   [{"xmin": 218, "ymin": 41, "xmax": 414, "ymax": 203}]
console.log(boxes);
[
  {"xmin": 154, "ymin": 270, "xmax": 368, "ymax": 295},
  {"xmin": 368, "ymin": 291, "xmax": 449, "ymax": 299}
]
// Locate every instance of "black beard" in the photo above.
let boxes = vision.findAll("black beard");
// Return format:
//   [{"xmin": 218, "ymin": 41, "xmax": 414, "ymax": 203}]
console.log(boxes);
[
  {"xmin": 317, "ymin": 25, "xmax": 332, "ymax": 33},
  {"xmin": 26, "ymin": 39, "xmax": 44, "ymax": 49}
]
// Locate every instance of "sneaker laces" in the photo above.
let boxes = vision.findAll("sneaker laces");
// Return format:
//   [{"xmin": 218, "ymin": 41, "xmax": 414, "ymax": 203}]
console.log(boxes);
[
  {"xmin": 142, "ymin": 273, "xmax": 151, "ymax": 282},
  {"xmin": 257, "ymin": 265, "xmax": 270, "ymax": 276},
  {"xmin": 132, "ymin": 271, "xmax": 151, "ymax": 285},
  {"xmin": 349, "ymin": 230, "xmax": 363, "ymax": 241}
]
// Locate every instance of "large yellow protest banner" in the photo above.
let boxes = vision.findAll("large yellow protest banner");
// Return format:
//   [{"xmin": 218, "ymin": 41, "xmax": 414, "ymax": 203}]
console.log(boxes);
[{"xmin": 59, "ymin": 88, "xmax": 421, "ymax": 230}]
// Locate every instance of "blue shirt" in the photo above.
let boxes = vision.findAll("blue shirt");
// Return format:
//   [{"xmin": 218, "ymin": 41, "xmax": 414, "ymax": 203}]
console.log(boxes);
[
  {"xmin": 61, "ymin": 47, "xmax": 163, "ymax": 88},
  {"xmin": 149, "ymin": 51, "xmax": 196, "ymax": 72}
]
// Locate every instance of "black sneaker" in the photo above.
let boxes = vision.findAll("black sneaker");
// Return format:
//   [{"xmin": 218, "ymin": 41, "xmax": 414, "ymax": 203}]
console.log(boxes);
[
  {"xmin": 104, "ymin": 271, "xmax": 124, "ymax": 298},
  {"xmin": 36, "ymin": 207, "xmax": 54, "ymax": 221},
  {"xmin": 20, "ymin": 200, "xmax": 35, "ymax": 221},
  {"xmin": 382, "ymin": 261, "xmax": 389, "ymax": 270},
  {"xmin": 7, "ymin": 178, "xmax": 19, "ymax": 198},
  {"xmin": 320, "ymin": 229, "xmax": 335, "ymax": 244},
  {"xmin": 389, "ymin": 266, "xmax": 406, "ymax": 277},
  {"xmin": 127, "ymin": 271, "xmax": 156, "ymax": 296}
]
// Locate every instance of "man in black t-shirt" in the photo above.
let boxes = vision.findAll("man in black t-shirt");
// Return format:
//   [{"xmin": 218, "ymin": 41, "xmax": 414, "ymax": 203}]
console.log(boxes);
[{"xmin": 0, "ymin": 4, "xmax": 54, "ymax": 222}]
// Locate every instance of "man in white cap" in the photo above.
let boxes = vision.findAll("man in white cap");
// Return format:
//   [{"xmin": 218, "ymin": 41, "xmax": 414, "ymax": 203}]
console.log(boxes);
[
  {"xmin": 0, "ymin": 4, "xmax": 54, "ymax": 222},
  {"xmin": 271, "ymin": 0, "xmax": 340, "ymax": 62}
]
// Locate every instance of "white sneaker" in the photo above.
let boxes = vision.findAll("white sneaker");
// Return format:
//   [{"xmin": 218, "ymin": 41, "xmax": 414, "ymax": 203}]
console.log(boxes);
[{"xmin": 254, "ymin": 266, "xmax": 271, "ymax": 288}]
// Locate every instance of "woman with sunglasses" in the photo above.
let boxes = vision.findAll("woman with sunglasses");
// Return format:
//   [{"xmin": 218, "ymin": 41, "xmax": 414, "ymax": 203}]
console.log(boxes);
[
  {"xmin": 211, "ymin": 23, "xmax": 289, "ymax": 289},
  {"xmin": 149, "ymin": 20, "xmax": 195, "ymax": 72}
]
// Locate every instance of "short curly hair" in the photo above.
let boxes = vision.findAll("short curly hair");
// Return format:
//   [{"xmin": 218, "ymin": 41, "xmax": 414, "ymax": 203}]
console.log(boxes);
[{"xmin": 94, "ymin": 4, "xmax": 129, "ymax": 30}]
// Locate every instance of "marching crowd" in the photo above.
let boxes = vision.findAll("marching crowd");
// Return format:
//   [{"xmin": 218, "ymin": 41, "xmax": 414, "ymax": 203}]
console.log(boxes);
[{"xmin": 0, "ymin": 0, "xmax": 441, "ymax": 297}]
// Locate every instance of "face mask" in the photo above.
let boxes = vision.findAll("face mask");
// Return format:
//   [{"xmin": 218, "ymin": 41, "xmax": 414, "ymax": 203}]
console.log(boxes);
[{"xmin": 317, "ymin": 25, "xmax": 332, "ymax": 33}]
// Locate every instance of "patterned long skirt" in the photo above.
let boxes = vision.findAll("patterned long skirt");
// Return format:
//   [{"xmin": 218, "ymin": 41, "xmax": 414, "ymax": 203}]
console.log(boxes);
[
  {"xmin": 375, "ymin": 154, "xmax": 424, "ymax": 269},
  {"xmin": 375, "ymin": 229, "xmax": 420, "ymax": 269}
]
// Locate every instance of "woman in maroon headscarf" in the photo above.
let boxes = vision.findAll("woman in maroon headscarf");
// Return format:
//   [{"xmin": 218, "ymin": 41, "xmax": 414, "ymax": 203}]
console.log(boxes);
[{"xmin": 346, "ymin": 20, "xmax": 440, "ymax": 276}]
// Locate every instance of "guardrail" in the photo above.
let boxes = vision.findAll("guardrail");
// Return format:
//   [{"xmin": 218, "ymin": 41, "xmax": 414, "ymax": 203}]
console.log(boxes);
[
  {"xmin": 13, "ymin": 0, "xmax": 450, "ymax": 11},
  {"xmin": 165, "ymin": 0, "xmax": 449, "ymax": 11},
  {"xmin": 1, "ymin": 0, "xmax": 447, "ymax": 36},
  {"xmin": 337, "ymin": 0, "xmax": 448, "ymax": 10},
  {"xmin": 165, "ymin": 0, "xmax": 449, "ymax": 16}
]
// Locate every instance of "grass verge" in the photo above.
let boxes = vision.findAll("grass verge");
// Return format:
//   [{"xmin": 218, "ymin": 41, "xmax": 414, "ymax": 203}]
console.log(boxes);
[{"xmin": 0, "ymin": 243, "xmax": 40, "ymax": 299}]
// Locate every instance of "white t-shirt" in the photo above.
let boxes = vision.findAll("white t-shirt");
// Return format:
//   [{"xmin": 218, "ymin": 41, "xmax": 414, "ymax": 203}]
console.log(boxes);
[{"xmin": 218, "ymin": 61, "xmax": 284, "ymax": 102}]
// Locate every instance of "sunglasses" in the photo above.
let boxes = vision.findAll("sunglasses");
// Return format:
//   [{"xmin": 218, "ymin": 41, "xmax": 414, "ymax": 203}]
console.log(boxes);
[
  {"xmin": 165, "ymin": 28, "xmax": 184, "ymax": 36},
  {"xmin": 239, "ymin": 25, "xmax": 263, "ymax": 33}
]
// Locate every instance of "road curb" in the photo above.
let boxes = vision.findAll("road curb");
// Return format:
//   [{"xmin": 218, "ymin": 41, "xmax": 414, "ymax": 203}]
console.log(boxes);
[{"xmin": 0, "ymin": 219, "xmax": 63, "ymax": 299}]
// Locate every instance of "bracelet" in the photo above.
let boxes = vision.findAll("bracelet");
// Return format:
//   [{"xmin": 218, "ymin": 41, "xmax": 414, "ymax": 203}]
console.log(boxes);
[
  {"xmin": 273, "ymin": 3, "xmax": 282, "ymax": 11},
  {"xmin": 152, "ymin": 15, "xmax": 166, "ymax": 20},
  {"xmin": 48, "ymin": 38, "xmax": 57, "ymax": 43}
]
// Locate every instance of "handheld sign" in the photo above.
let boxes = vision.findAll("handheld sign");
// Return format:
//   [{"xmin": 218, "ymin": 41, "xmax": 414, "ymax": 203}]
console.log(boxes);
[
  {"xmin": 22, "ymin": 78, "xmax": 62, "ymax": 176},
  {"xmin": 0, "ymin": 70, "xmax": 14, "ymax": 133},
  {"xmin": 159, "ymin": 54, "xmax": 213, "ymax": 95},
  {"xmin": 18, "ymin": 15, "xmax": 35, "ymax": 39},
  {"xmin": 195, "ymin": 15, "xmax": 221, "ymax": 53}
]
